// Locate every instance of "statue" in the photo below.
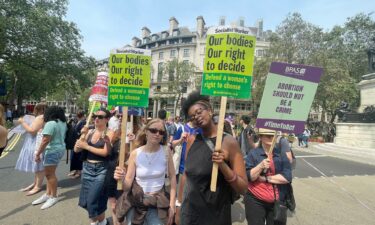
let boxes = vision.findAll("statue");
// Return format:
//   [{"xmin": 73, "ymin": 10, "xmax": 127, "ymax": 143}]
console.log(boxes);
[
  {"xmin": 331, "ymin": 100, "xmax": 350, "ymax": 123},
  {"xmin": 364, "ymin": 37, "xmax": 375, "ymax": 79}
]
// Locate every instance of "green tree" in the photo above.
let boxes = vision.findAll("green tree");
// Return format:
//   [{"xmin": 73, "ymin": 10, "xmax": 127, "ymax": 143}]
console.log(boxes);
[
  {"xmin": 256, "ymin": 12, "xmax": 370, "ymax": 124},
  {"xmin": 0, "ymin": 0, "xmax": 95, "ymax": 111},
  {"xmin": 161, "ymin": 58, "xmax": 197, "ymax": 116},
  {"xmin": 342, "ymin": 13, "xmax": 375, "ymax": 82}
]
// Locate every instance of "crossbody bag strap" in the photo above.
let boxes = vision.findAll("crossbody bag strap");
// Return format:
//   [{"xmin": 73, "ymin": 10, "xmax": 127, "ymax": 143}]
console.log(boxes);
[
  {"xmin": 201, "ymin": 132, "xmax": 229, "ymax": 152},
  {"xmin": 184, "ymin": 133, "xmax": 196, "ymax": 160},
  {"xmin": 163, "ymin": 145, "xmax": 169, "ymax": 178},
  {"xmin": 272, "ymin": 184, "xmax": 277, "ymax": 202}
]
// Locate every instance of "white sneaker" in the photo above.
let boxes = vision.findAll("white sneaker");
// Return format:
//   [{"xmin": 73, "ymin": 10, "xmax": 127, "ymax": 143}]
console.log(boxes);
[
  {"xmin": 98, "ymin": 219, "xmax": 107, "ymax": 225},
  {"xmin": 41, "ymin": 197, "xmax": 58, "ymax": 210},
  {"xmin": 32, "ymin": 194, "xmax": 49, "ymax": 205}
]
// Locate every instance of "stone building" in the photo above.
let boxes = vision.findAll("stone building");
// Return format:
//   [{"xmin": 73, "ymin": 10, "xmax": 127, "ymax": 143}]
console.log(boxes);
[{"xmin": 100, "ymin": 16, "xmax": 271, "ymax": 118}]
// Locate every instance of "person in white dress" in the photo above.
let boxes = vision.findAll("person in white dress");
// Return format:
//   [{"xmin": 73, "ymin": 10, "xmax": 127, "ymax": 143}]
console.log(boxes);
[{"xmin": 15, "ymin": 103, "xmax": 46, "ymax": 195}]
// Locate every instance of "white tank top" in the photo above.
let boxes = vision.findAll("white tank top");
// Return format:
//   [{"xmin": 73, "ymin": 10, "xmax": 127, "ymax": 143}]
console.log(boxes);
[{"xmin": 135, "ymin": 145, "xmax": 166, "ymax": 193}]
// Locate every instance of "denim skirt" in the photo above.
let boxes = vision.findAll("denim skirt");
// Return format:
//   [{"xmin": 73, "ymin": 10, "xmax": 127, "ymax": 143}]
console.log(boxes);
[{"xmin": 79, "ymin": 161, "xmax": 108, "ymax": 218}]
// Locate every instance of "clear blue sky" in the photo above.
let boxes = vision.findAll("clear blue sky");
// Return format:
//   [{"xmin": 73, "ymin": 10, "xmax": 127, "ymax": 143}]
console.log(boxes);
[{"xmin": 66, "ymin": 0, "xmax": 375, "ymax": 60}]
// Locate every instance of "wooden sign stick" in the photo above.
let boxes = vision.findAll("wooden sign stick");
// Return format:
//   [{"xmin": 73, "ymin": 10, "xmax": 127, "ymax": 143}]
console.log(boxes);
[
  {"xmin": 268, "ymin": 132, "xmax": 278, "ymax": 156},
  {"xmin": 129, "ymin": 115, "xmax": 134, "ymax": 151},
  {"xmin": 117, "ymin": 106, "xmax": 129, "ymax": 190},
  {"xmin": 79, "ymin": 101, "xmax": 96, "ymax": 141},
  {"xmin": 210, "ymin": 96, "xmax": 227, "ymax": 192}
]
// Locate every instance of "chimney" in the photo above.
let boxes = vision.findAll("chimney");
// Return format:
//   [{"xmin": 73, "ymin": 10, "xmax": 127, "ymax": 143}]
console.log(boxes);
[
  {"xmin": 141, "ymin": 27, "xmax": 151, "ymax": 38},
  {"xmin": 196, "ymin": 16, "xmax": 205, "ymax": 37},
  {"xmin": 132, "ymin": 37, "xmax": 140, "ymax": 47},
  {"xmin": 239, "ymin": 17, "xmax": 245, "ymax": 27},
  {"xmin": 219, "ymin": 16, "xmax": 226, "ymax": 26},
  {"xmin": 169, "ymin": 17, "xmax": 179, "ymax": 34},
  {"xmin": 256, "ymin": 19, "xmax": 263, "ymax": 37}
]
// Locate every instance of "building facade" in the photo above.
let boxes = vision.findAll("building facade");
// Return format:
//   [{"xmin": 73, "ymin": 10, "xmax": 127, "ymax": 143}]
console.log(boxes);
[{"xmin": 99, "ymin": 16, "xmax": 271, "ymax": 118}]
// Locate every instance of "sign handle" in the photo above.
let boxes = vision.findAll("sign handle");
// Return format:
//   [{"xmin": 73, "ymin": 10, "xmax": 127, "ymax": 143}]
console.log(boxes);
[
  {"xmin": 129, "ymin": 115, "xmax": 134, "ymax": 151},
  {"xmin": 210, "ymin": 96, "xmax": 227, "ymax": 192},
  {"xmin": 263, "ymin": 132, "xmax": 278, "ymax": 174},
  {"xmin": 117, "ymin": 106, "xmax": 129, "ymax": 190},
  {"xmin": 80, "ymin": 101, "xmax": 96, "ymax": 141}
]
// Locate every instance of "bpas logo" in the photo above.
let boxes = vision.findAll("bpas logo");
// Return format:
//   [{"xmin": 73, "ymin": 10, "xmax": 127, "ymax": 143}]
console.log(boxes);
[{"xmin": 285, "ymin": 66, "xmax": 306, "ymax": 76}]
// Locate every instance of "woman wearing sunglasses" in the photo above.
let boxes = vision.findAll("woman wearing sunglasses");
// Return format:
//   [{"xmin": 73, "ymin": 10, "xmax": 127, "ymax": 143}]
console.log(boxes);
[
  {"xmin": 114, "ymin": 118, "xmax": 177, "ymax": 225},
  {"xmin": 244, "ymin": 128, "xmax": 292, "ymax": 225},
  {"xmin": 74, "ymin": 108, "xmax": 113, "ymax": 225},
  {"xmin": 175, "ymin": 91, "xmax": 248, "ymax": 225}
]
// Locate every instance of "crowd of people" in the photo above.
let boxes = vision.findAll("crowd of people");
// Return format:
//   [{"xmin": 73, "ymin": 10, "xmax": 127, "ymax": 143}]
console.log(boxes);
[{"xmin": 5, "ymin": 90, "xmax": 298, "ymax": 225}]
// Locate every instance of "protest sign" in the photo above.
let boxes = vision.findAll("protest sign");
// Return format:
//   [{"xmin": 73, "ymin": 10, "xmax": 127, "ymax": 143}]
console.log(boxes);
[
  {"xmin": 89, "ymin": 71, "xmax": 109, "ymax": 103},
  {"xmin": 256, "ymin": 62, "xmax": 323, "ymax": 134},
  {"xmin": 202, "ymin": 26, "xmax": 256, "ymax": 99},
  {"xmin": 80, "ymin": 72, "xmax": 109, "ymax": 141},
  {"xmin": 202, "ymin": 26, "xmax": 256, "ymax": 192},
  {"xmin": 108, "ymin": 47, "xmax": 151, "ymax": 190},
  {"xmin": 108, "ymin": 47, "xmax": 151, "ymax": 107}
]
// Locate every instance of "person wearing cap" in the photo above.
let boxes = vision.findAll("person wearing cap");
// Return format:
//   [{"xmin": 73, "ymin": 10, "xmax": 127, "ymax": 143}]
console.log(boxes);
[
  {"xmin": 244, "ymin": 128, "xmax": 292, "ymax": 225},
  {"xmin": 175, "ymin": 91, "xmax": 247, "ymax": 225}
]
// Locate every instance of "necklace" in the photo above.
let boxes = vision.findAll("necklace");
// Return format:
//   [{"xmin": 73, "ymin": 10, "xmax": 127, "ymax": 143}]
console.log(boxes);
[{"xmin": 144, "ymin": 150, "xmax": 159, "ymax": 165}]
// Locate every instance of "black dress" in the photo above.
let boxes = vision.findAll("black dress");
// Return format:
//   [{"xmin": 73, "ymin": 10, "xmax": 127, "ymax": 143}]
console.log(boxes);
[
  {"xmin": 181, "ymin": 134, "xmax": 232, "ymax": 225},
  {"xmin": 105, "ymin": 138, "xmax": 122, "ymax": 198}
]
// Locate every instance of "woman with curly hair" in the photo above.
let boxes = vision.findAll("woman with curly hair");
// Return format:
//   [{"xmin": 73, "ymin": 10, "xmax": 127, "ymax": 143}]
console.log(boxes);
[
  {"xmin": 0, "ymin": 104, "xmax": 8, "ymax": 156},
  {"xmin": 175, "ymin": 91, "xmax": 248, "ymax": 225},
  {"xmin": 32, "ymin": 106, "xmax": 67, "ymax": 210}
]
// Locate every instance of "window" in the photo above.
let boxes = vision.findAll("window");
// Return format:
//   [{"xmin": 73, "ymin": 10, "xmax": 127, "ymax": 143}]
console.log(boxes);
[
  {"xmin": 169, "ymin": 39, "xmax": 178, "ymax": 45},
  {"xmin": 235, "ymin": 102, "xmax": 252, "ymax": 111},
  {"xmin": 157, "ymin": 63, "xmax": 163, "ymax": 82},
  {"xmin": 257, "ymin": 49, "xmax": 265, "ymax": 57},
  {"xmin": 181, "ymin": 85, "xmax": 187, "ymax": 93},
  {"xmin": 159, "ymin": 52, "xmax": 164, "ymax": 59},
  {"xmin": 214, "ymin": 102, "xmax": 220, "ymax": 110},
  {"xmin": 183, "ymin": 49, "xmax": 190, "ymax": 57},
  {"xmin": 183, "ymin": 60, "xmax": 189, "ymax": 64},
  {"xmin": 170, "ymin": 49, "xmax": 176, "ymax": 58},
  {"xmin": 182, "ymin": 38, "xmax": 192, "ymax": 43},
  {"xmin": 173, "ymin": 30, "xmax": 179, "ymax": 36}
]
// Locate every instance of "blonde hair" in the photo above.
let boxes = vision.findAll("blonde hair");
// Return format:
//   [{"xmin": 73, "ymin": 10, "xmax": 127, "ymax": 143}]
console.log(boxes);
[
  {"xmin": 134, "ymin": 118, "xmax": 167, "ymax": 149},
  {"xmin": 33, "ymin": 103, "xmax": 47, "ymax": 116},
  {"xmin": 0, "ymin": 104, "xmax": 5, "ymax": 126}
]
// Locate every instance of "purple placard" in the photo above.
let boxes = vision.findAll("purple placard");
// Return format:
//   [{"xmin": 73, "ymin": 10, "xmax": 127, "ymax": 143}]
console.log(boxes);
[
  {"xmin": 256, "ymin": 118, "xmax": 305, "ymax": 134},
  {"xmin": 270, "ymin": 62, "xmax": 323, "ymax": 83}
]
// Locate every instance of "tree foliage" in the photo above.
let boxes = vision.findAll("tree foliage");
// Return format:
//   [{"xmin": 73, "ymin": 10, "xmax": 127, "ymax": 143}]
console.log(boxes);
[
  {"xmin": 161, "ymin": 58, "xmax": 197, "ymax": 116},
  {"xmin": 253, "ymin": 12, "xmax": 375, "ymax": 122},
  {"xmin": 0, "ymin": 0, "xmax": 95, "ymax": 110}
]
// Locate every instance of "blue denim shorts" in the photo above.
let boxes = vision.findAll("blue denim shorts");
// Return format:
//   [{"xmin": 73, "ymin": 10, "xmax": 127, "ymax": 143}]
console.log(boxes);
[
  {"xmin": 43, "ymin": 150, "xmax": 64, "ymax": 166},
  {"xmin": 79, "ymin": 161, "xmax": 108, "ymax": 218}
]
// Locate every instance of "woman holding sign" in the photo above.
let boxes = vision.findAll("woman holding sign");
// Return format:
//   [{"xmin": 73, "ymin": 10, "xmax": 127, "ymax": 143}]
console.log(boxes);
[
  {"xmin": 175, "ymin": 91, "xmax": 247, "ymax": 225},
  {"xmin": 74, "ymin": 108, "xmax": 113, "ymax": 225},
  {"xmin": 244, "ymin": 128, "xmax": 292, "ymax": 225},
  {"xmin": 114, "ymin": 118, "xmax": 176, "ymax": 225}
]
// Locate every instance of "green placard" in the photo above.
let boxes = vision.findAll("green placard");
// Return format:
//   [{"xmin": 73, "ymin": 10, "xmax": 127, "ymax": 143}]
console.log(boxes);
[
  {"xmin": 89, "ymin": 101, "xmax": 101, "ymax": 113},
  {"xmin": 201, "ymin": 28, "xmax": 256, "ymax": 99},
  {"xmin": 108, "ymin": 48, "xmax": 151, "ymax": 107}
]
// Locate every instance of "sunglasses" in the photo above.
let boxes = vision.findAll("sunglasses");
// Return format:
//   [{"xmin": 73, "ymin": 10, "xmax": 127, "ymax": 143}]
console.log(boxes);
[
  {"xmin": 93, "ymin": 115, "xmax": 106, "ymax": 120},
  {"xmin": 148, "ymin": 128, "xmax": 166, "ymax": 136},
  {"xmin": 188, "ymin": 108, "xmax": 207, "ymax": 121}
]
